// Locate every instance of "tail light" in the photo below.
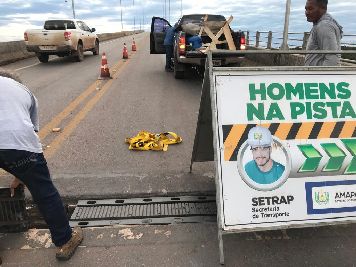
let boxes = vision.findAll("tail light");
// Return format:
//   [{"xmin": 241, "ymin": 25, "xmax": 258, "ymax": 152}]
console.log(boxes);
[
  {"xmin": 64, "ymin": 31, "xmax": 71, "ymax": 41},
  {"xmin": 24, "ymin": 32, "xmax": 28, "ymax": 41},
  {"xmin": 178, "ymin": 33, "xmax": 186, "ymax": 55},
  {"xmin": 240, "ymin": 36, "xmax": 246, "ymax": 50}
]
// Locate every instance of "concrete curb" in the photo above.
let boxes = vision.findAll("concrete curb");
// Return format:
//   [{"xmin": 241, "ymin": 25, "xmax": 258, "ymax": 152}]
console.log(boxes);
[{"xmin": 0, "ymin": 31, "xmax": 143, "ymax": 66}]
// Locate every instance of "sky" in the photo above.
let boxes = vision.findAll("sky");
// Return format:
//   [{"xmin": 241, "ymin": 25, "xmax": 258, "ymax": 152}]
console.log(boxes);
[{"xmin": 1, "ymin": 0, "xmax": 356, "ymax": 45}]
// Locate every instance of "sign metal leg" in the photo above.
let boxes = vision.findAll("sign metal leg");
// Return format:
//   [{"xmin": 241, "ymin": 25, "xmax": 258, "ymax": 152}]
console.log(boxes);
[{"xmin": 218, "ymin": 229, "xmax": 225, "ymax": 265}]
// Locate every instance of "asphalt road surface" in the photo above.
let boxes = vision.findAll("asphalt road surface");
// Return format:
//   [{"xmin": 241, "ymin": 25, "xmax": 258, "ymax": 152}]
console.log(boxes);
[{"xmin": 1, "ymin": 32, "xmax": 215, "ymax": 200}]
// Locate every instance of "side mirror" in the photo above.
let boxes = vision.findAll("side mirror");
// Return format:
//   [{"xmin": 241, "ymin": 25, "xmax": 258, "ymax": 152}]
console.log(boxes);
[{"xmin": 91, "ymin": 28, "xmax": 96, "ymax": 32}]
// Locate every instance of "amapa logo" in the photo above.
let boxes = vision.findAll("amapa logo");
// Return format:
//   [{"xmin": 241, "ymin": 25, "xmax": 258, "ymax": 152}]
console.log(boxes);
[{"xmin": 314, "ymin": 191, "xmax": 330, "ymax": 205}]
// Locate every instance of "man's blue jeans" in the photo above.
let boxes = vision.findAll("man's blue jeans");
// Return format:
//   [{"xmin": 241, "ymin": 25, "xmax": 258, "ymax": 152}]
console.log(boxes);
[
  {"xmin": 165, "ymin": 45, "xmax": 173, "ymax": 70},
  {"xmin": 0, "ymin": 150, "xmax": 72, "ymax": 247}
]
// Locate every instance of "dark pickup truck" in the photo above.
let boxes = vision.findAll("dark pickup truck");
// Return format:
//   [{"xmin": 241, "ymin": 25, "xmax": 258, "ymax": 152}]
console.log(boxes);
[{"xmin": 150, "ymin": 14, "xmax": 245, "ymax": 79}]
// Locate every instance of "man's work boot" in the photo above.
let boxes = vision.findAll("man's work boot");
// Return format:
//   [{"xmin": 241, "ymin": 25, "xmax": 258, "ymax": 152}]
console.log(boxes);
[{"xmin": 56, "ymin": 227, "xmax": 83, "ymax": 261}]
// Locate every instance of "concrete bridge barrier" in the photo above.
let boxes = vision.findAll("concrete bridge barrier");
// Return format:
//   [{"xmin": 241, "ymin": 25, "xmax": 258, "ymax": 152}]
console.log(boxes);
[
  {"xmin": 245, "ymin": 46, "xmax": 355, "ymax": 67},
  {"xmin": 245, "ymin": 46, "xmax": 305, "ymax": 66},
  {"xmin": 245, "ymin": 30, "xmax": 356, "ymax": 66},
  {"xmin": 0, "ymin": 41, "xmax": 34, "ymax": 66},
  {"xmin": 0, "ymin": 31, "xmax": 143, "ymax": 66}
]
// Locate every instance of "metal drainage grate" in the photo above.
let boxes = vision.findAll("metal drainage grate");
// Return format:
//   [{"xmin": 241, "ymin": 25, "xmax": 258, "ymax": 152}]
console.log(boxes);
[
  {"xmin": 70, "ymin": 195, "xmax": 216, "ymax": 227},
  {"xmin": 0, "ymin": 186, "xmax": 28, "ymax": 233}
]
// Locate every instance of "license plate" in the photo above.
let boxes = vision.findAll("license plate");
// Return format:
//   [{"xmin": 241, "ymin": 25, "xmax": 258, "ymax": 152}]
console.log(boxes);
[
  {"xmin": 212, "ymin": 59, "xmax": 222, "ymax": 66},
  {"xmin": 39, "ymin": 45, "xmax": 56, "ymax": 50}
]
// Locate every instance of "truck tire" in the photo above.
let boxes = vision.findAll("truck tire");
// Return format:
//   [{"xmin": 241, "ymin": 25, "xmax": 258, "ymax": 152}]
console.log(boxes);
[
  {"xmin": 174, "ymin": 58, "xmax": 185, "ymax": 79},
  {"xmin": 37, "ymin": 53, "xmax": 49, "ymax": 63},
  {"xmin": 75, "ymin": 43, "xmax": 84, "ymax": 62},
  {"xmin": 92, "ymin": 40, "xmax": 99, "ymax": 55}
]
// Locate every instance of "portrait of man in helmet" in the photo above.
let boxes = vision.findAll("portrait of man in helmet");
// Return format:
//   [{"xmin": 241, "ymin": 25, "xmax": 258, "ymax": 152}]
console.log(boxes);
[{"xmin": 244, "ymin": 126, "xmax": 285, "ymax": 184}]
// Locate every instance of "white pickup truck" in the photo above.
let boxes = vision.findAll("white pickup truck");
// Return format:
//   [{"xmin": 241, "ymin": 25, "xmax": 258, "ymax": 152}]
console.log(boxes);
[{"xmin": 24, "ymin": 19, "xmax": 99, "ymax": 63}]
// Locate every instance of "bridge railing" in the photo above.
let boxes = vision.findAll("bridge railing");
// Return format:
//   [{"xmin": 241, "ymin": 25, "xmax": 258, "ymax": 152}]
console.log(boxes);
[{"xmin": 245, "ymin": 31, "xmax": 356, "ymax": 50}]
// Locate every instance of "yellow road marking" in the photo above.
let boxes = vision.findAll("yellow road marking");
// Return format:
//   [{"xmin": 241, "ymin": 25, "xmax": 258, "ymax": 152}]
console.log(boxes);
[
  {"xmin": 44, "ymin": 60, "xmax": 126, "ymax": 159},
  {"xmin": 43, "ymin": 38, "xmax": 146, "ymax": 159},
  {"xmin": 1, "ymin": 36, "xmax": 147, "ymax": 174},
  {"xmin": 38, "ymin": 80, "xmax": 102, "ymax": 140},
  {"xmin": 39, "ymin": 37, "xmax": 147, "ymax": 141}
]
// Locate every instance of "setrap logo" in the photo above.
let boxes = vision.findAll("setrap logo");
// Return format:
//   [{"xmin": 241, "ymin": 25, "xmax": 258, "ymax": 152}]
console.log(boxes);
[{"xmin": 314, "ymin": 191, "xmax": 330, "ymax": 205}]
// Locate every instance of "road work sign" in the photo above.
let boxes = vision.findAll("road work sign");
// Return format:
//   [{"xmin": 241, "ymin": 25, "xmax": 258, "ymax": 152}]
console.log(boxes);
[{"xmin": 208, "ymin": 68, "xmax": 356, "ymax": 231}]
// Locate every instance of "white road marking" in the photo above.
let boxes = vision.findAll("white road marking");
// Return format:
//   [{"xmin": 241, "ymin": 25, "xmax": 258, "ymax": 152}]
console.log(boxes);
[
  {"xmin": 15, "ymin": 62, "xmax": 40, "ymax": 71},
  {"xmin": 14, "ymin": 57, "xmax": 55, "ymax": 71}
]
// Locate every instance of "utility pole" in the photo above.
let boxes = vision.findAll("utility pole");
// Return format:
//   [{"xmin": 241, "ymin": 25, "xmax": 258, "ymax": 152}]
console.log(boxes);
[
  {"xmin": 133, "ymin": 0, "xmax": 135, "ymax": 32},
  {"xmin": 164, "ymin": 0, "xmax": 166, "ymax": 19},
  {"xmin": 168, "ymin": 0, "xmax": 170, "ymax": 22},
  {"xmin": 120, "ymin": 0, "xmax": 123, "ymax": 30},
  {"xmin": 142, "ymin": 7, "xmax": 145, "ymax": 30},
  {"xmin": 281, "ymin": 0, "xmax": 291, "ymax": 50},
  {"xmin": 65, "ymin": 0, "xmax": 76, "ymax": 19},
  {"xmin": 72, "ymin": 0, "xmax": 76, "ymax": 19},
  {"xmin": 181, "ymin": 0, "xmax": 182, "ymax": 17}
]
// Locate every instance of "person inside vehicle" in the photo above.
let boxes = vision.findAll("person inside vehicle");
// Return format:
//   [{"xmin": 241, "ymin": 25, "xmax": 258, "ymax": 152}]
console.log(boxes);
[
  {"xmin": 244, "ymin": 126, "xmax": 285, "ymax": 184},
  {"xmin": 304, "ymin": 0, "xmax": 343, "ymax": 66}
]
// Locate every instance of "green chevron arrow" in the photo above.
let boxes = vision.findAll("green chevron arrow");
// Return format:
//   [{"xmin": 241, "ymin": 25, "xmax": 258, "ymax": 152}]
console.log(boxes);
[
  {"xmin": 341, "ymin": 139, "xmax": 356, "ymax": 174},
  {"xmin": 320, "ymin": 143, "xmax": 346, "ymax": 172},
  {"xmin": 298, "ymin": 144, "xmax": 322, "ymax": 172}
]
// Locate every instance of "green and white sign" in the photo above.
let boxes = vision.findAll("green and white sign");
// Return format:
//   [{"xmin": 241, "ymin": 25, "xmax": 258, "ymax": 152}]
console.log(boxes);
[{"xmin": 212, "ymin": 68, "xmax": 356, "ymax": 231}]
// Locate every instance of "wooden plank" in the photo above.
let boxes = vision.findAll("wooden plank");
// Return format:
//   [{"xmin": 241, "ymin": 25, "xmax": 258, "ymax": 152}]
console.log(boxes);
[
  {"xmin": 212, "ymin": 16, "xmax": 234, "ymax": 41},
  {"xmin": 201, "ymin": 15, "xmax": 235, "ymax": 51},
  {"xmin": 222, "ymin": 24, "xmax": 236, "ymax": 50},
  {"xmin": 204, "ymin": 26, "xmax": 220, "ymax": 44},
  {"xmin": 198, "ymin": 15, "xmax": 208, "ymax": 36}
]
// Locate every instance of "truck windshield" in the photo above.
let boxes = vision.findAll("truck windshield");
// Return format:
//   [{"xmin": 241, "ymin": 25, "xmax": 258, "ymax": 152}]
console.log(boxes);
[{"xmin": 44, "ymin": 20, "xmax": 76, "ymax": 30}]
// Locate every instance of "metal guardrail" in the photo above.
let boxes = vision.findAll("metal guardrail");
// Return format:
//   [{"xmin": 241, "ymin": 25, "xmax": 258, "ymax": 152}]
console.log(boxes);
[{"xmin": 245, "ymin": 31, "xmax": 356, "ymax": 49}]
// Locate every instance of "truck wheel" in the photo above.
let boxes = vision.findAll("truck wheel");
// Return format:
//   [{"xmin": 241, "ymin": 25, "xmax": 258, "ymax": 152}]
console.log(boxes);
[
  {"xmin": 75, "ymin": 43, "xmax": 84, "ymax": 62},
  {"xmin": 174, "ymin": 67, "xmax": 185, "ymax": 79},
  {"xmin": 37, "ymin": 53, "xmax": 49, "ymax": 63},
  {"xmin": 174, "ymin": 59, "xmax": 185, "ymax": 79},
  {"xmin": 92, "ymin": 41, "xmax": 99, "ymax": 55}
]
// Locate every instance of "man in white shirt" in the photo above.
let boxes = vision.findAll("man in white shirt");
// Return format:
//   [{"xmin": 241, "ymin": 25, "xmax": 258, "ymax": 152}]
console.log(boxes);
[{"xmin": 0, "ymin": 68, "xmax": 83, "ymax": 261}]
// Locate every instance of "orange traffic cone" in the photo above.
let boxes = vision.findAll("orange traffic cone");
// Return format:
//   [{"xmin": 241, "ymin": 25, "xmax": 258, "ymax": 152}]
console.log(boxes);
[
  {"xmin": 99, "ymin": 52, "xmax": 111, "ymax": 79},
  {"xmin": 123, "ymin": 43, "xmax": 129, "ymax": 59},
  {"xmin": 132, "ymin": 38, "xmax": 137, "ymax": 51}
]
